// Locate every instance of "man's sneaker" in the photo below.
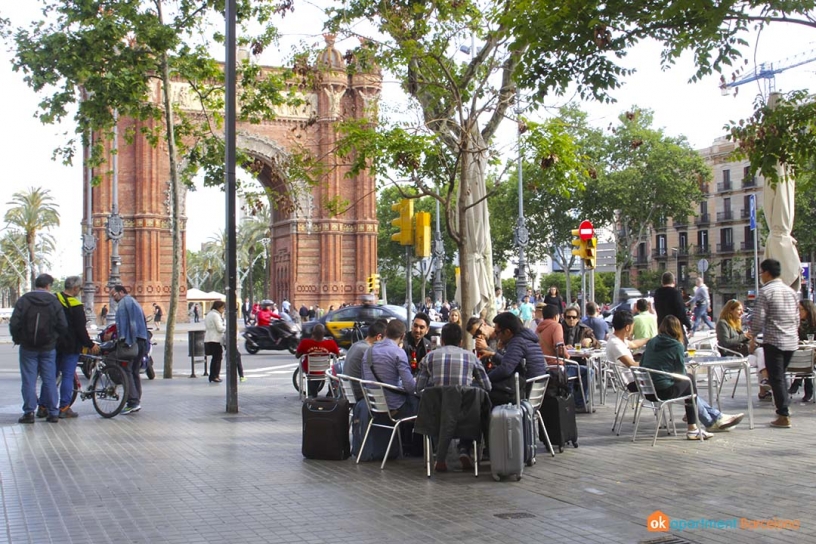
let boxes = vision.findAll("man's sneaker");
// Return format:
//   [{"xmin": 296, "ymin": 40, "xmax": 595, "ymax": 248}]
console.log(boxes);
[
  {"xmin": 459, "ymin": 453, "xmax": 474, "ymax": 471},
  {"xmin": 434, "ymin": 461, "xmax": 448, "ymax": 472},
  {"xmin": 45, "ymin": 415, "xmax": 59, "ymax": 423},
  {"xmin": 760, "ymin": 379, "xmax": 772, "ymax": 393},
  {"xmin": 770, "ymin": 415, "xmax": 792, "ymax": 428},
  {"xmin": 686, "ymin": 429, "xmax": 713, "ymax": 440},
  {"xmin": 18, "ymin": 413, "xmax": 35, "ymax": 424},
  {"xmin": 121, "ymin": 404, "xmax": 141, "ymax": 415},
  {"xmin": 59, "ymin": 407, "xmax": 79, "ymax": 419},
  {"xmin": 240, "ymin": 377, "xmax": 247, "ymax": 382},
  {"xmin": 709, "ymin": 413, "xmax": 745, "ymax": 432},
  {"xmin": 36, "ymin": 406, "xmax": 47, "ymax": 418}
]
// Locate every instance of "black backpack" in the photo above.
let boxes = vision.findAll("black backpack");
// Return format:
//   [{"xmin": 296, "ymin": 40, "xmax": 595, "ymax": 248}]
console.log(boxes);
[{"xmin": 23, "ymin": 298, "xmax": 54, "ymax": 348}]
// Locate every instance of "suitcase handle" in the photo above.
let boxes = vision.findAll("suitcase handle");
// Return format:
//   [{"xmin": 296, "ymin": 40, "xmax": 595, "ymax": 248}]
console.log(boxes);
[{"xmin": 514, "ymin": 371, "xmax": 521, "ymax": 408}]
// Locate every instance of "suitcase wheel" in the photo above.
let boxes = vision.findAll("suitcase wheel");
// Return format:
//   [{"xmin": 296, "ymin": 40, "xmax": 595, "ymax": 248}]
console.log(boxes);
[
  {"xmin": 572, "ymin": 441, "xmax": 579, "ymax": 448},
  {"xmin": 515, "ymin": 474, "xmax": 522, "ymax": 482},
  {"xmin": 558, "ymin": 445, "xmax": 564, "ymax": 453},
  {"xmin": 492, "ymin": 474, "xmax": 501, "ymax": 482},
  {"xmin": 526, "ymin": 459, "xmax": 533, "ymax": 467}
]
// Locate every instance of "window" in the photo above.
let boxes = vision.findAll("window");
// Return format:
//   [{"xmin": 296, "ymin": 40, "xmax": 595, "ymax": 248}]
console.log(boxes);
[
  {"xmin": 722, "ymin": 228, "xmax": 733, "ymax": 245},
  {"xmin": 700, "ymin": 200, "xmax": 708, "ymax": 215},
  {"xmin": 723, "ymin": 197, "xmax": 731, "ymax": 212},
  {"xmin": 721, "ymin": 259, "xmax": 732, "ymax": 278},
  {"xmin": 744, "ymin": 226, "xmax": 754, "ymax": 247},
  {"xmin": 657, "ymin": 234, "xmax": 667, "ymax": 255},
  {"xmin": 698, "ymin": 230, "xmax": 708, "ymax": 250},
  {"xmin": 679, "ymin": 232, "xmax": 688, "ymax": 249},
  {"xmin": 723, "ymin": 169, "xmax": 730, "ymax": 184}
]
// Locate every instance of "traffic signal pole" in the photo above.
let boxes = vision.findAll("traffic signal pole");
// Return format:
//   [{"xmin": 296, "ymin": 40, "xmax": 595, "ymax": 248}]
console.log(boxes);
[{"xmin": 405, "ymin": 246, "xmax": 413, "ymax": 329}]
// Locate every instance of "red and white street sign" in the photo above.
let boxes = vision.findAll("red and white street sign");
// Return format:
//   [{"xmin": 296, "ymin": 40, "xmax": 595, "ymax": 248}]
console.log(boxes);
[{"xmin": 578, "ymin": 220, "xmax": 594, "ymax": 241}]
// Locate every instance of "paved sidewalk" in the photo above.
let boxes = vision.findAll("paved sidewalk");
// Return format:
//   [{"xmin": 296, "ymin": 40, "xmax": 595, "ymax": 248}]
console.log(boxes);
[{"xmin": 0, "ymin": 353, "xmax": 813, "ymax": 543}]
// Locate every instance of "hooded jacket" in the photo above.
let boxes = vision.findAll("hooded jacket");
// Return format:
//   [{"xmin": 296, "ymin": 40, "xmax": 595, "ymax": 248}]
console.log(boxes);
[
  {"xmin": 536, "ymin": 318, "xmax": 564, "ymax": 358},
  {"xmin": 56, "ymin": 292, "xmax": 95, "ymax": 354},
  {"xmin": 640, "ymin": 333, "xmax": 687, "ymax": 390},
  {"xmin": 9, "ymin": 290, "xmax": 68, "ymax": 351},
  {"xmin": 488, "ymin": 328, "xmax": 547, "ymax": 383}
]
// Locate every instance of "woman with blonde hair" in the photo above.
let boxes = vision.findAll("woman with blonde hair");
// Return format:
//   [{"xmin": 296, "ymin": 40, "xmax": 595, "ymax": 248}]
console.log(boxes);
[
  {"xmin": 448, "ymin": 308, "xmax": 462, "ymax": 328},
  {"xmin": 716, "ymin": 299, "xmax": 769, "ymax": 400}
]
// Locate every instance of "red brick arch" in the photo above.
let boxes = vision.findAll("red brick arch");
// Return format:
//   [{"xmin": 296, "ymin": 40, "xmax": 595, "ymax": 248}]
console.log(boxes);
[{"xmin": 86, "ymin": 39, "xmax": 380, "ymax": 319}]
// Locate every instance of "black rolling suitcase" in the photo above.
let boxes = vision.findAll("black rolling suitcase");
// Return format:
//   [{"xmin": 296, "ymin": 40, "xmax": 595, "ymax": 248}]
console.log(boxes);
[
  {"xmin": 541, "ymin": 392, "xmax": 578, "ymax": 453},
  {"xmin": 302, "ymin": 397, "xmax": 351, "ymax": 460}
]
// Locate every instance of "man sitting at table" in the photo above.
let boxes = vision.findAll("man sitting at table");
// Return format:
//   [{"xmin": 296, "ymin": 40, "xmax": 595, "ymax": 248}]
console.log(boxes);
[
  {"xmin": 417, "ymin": 322, "xmax": 491, "ymax": 470},
  {"xmin": 537, "ymin": 305, "xmax": 591, "ymax": 409},
  {"xmin": 641, "ymin": 315, "xmax": 744, "ymax": 439},
  {"xmin": 606, "ymin": 310, "xmax": 649, "ymax": 393}
]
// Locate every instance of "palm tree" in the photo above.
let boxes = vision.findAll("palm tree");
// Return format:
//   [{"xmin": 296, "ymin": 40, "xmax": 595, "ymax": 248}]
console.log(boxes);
[
  {"xmin": 4, "ymin": 187, "xmax": 60, "ymax": 289},
  {"xmin": 238, "ymin": 205, "xmax": 272, "ymax": 301}
]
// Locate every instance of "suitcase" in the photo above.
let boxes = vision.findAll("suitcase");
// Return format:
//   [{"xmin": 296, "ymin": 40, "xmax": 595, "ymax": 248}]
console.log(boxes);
[
  {"xmin": 540, "ymin": 392, "xmax": 579, "ymax": 453},
  {"xmin": 302, "ymin": 396, "xmax": 351, "ymax": 460},
  {"xmin": 489, "ymin": 373, "xmax": 526, "ymax": 481},
  {"xmin": 520, "ymin": 399, "xmax": 537, "ymax": 467},
  {"xmin": 351, "ymin": 399, "xmax": 399, "ymax": 462}
]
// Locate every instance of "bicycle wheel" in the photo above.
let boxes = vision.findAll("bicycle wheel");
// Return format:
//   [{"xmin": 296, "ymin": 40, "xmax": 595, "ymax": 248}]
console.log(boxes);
[{"xmin": 91, "ymin": 365, "xmax": 128, "ymax": 418}]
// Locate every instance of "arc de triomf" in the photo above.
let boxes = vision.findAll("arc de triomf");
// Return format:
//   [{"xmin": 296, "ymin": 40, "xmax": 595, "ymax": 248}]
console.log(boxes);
[{"xmin": 85, "ymin": 38, "xmax": 380, "ymax": 319}]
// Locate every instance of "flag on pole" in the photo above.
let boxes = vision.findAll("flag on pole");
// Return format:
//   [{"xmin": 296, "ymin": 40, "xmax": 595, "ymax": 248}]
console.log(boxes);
[{"xmin": 749, "ymin": 194, "xmax": 757, "ymax": 231}]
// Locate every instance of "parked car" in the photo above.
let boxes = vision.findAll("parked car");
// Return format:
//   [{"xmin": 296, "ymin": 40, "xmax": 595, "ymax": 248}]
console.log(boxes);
[{"xmin": 300, "ymin": 304, "xmax": 443, "ymax": 348}]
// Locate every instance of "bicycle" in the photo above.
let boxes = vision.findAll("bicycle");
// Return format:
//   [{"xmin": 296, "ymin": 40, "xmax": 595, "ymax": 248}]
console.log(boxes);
[{"xmin": 74, "ymin": 354, "xmax": 130, "ymax": 418}]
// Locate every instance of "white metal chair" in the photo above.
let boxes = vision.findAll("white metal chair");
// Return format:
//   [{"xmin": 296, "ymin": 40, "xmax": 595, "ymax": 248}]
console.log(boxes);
[
  {"xmin": 609, "ymin": 363, "xmax": 641, "ymax": 436},
  {"xmin": 786, "ymin": 346, "xmax": 815, "ymax": 404},
  {"xmin": 336, "ymin": 373, "xmax": 363, "ymax": 405},
  {"xmin": 716, "ymin": 345, "xmax": 753, "ymax": 400},
  {"xmin": 357, "ymin": 380, "xmax": 417, "ymax": 469},
  {"xmin": 525, "ymin": 374, "xmax": 555, "ymax": 458},
  {"xmin": 630, "ymin": 367, "xmax": 701, "ymax": 446},
  {"xmin": 298, "ymin": 353, "xmax": 337, "ymax": 401}
]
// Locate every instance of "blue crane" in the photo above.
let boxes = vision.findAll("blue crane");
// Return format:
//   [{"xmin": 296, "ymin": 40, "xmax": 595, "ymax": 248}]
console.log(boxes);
[{"xmin": 720, "ymin": 48, "xmax": 816, "ymax": 95}]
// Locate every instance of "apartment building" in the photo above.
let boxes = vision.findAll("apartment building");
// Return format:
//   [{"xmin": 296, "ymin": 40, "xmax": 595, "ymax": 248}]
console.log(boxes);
[{"xmin": 634, "ymin": 137, "xmax": 764, "ymax": 312}]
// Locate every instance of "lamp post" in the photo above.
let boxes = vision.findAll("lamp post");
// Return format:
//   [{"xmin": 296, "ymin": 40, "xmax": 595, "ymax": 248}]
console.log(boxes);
[
  {"xmin": 106, "ymin": 111, "xmax": 123, "ymax": 324},
  {"xmin": 432, "ymin": 196, "xmax": 445, "ymax": 304},
  {"xmin": 82, "ymin": 129, "xmax": 96, "ymax": 324},
  {"xmin": 513, "ymin": 89, "xmax": 528, "ymax": 302}
]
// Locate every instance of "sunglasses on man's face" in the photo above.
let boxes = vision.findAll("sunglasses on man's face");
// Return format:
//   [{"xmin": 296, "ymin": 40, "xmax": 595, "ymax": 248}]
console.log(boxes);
[{"xmin": 565, "ymin": 315, "xmax": 579, "ymax": 320}]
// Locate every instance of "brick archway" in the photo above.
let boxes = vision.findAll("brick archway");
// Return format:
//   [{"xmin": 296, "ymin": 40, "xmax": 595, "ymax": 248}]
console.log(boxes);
[{"xmin": 85, "ymin": 38, "xmax": 380, "ymax": 319}]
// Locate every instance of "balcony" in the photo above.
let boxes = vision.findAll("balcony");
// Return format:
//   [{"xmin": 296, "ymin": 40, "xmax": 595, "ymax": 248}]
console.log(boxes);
[
  {"xmin": 699, "ymin": 183, "xmax": 710, "ymax": 194},
  {"xmin": 696, "ymin": 245, "xmax": 711, "ymax": 256},
  {"xmin": 740, "ymin": 208, "xmax": 751, "ymax": 219},
  {"xmin": 694, "ymin": 213, "xmax": 711, "ymax": 226},
  {"xmin": 653, "ymin": 221, "xmax": 667, "ymax": 232},
  {"xmin": 742, "ymin": 176, "xmax": 757, "ymax": 188},
  {"xmin": 717, "ymin": 242, "xmax": 735, "ymax": 253},
  {"xmin": 717, "ymin": 181, "xmax": 734, "ymax": 192},
  {"xmin": 634, "ymin": 254, "xmax": 649, "ymax": 266},
  {"xmin": 717, "ymin": 276, "xmax": 736, "ymax": 287},
  {"xmin": 740, "ymin": 240, "xmax": 756, "ymax": 251},
  {"xmin": 677, "ymin": 247, "xmax": 690, "ymax": 258},
  {"xmin": 716, "ymin": 210, "xmax": 734, "ymax": 222},
  {"xmin": 673, "ymin": 217, "xmax": 688, "ymax": 229},
  {"xmin": 653, "ymin": 249, "xmax": 669, "ymax": 260}
]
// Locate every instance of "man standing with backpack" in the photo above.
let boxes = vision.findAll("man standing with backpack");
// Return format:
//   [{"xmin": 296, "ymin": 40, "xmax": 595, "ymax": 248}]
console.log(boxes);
[
  {"xmin": 38, "ymin": 276, "xmax": 100, "ymax": 419},
  {"xmin": 9, "ymin": 274, "xmax": 69, "ymax": 424}
]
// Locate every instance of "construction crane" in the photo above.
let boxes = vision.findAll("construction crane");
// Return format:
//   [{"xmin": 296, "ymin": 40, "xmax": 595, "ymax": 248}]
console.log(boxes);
[{"xmin": 720, "ymin": 48, "xmax": 816, "ymax": 96}]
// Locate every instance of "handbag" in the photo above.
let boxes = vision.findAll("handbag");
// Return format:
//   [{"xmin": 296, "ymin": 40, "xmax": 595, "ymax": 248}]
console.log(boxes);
[{"xmin": 114, "ymin": 339, "xmax": 139, "ymax": 360}]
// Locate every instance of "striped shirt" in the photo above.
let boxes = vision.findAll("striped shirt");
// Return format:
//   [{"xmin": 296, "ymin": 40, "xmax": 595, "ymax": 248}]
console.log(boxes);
[
  {"xmin": 751, "ymin": 278, "xmax": 799, "ymax": 351},
  {"xmin": 415, "ymin": 345, "xmax": 491, "ymax": 393}
]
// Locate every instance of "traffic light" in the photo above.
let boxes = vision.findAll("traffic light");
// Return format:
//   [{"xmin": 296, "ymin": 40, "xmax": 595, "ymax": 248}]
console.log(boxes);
[
  {"xmin": 571, "ymin": 229, "xmax": 586, "ymax": 260},
  {"xmin": 367, "ymin": 273, "xmax": 380, "ymax": 292},
  {"xmin": 391, "ymin": 199, "xmax": 414, "ymax": 245},
  {"xmin": 414, "ymin": 212, "xmax": 431, "ymax": 258},
  {"xmin": 584, "ymin": 237, "xmax": 597, "ymax": 270}
]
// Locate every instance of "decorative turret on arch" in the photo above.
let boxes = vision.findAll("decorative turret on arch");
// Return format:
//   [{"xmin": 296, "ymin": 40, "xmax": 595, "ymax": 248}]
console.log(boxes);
[{"xmin": 85, "ymin": 35, "xmax": 382, "ymax": 319}]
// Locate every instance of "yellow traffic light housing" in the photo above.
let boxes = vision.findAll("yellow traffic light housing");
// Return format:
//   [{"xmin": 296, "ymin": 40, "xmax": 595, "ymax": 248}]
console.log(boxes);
[
  {"xmin": 571, "ymin": 229, "xmax": 586, "ymax": 259},
  {"xmin": 391, "ymin": 199, "xmax": 414, "ymax": 245},
  {"xmin": 414, "ymin": 212, "xmax": 431, "ymax": 258},
  {"xmin": 370, "ymin": 273, "xmax": 380, "ymax": 292},
  {"xmin": 584, "ymin": 237, "xmax": 597, "ymax": 270}
]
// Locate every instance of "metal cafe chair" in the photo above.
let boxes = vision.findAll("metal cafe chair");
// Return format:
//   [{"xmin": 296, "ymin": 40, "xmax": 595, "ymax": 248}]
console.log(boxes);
[
  {"xmin": 630, "ymin": 367, "xmax": 702, "ymax": 446},
  {"xmin": 357, "ymin": 380, "xmax": 417, "ymax": 470}
]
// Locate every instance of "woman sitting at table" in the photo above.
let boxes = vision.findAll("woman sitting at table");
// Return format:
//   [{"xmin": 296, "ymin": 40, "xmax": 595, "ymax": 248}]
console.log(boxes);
[
  {"xmin": 641, "ymin": 315, "xmax": 745, "ymax": 440},
  {"xmin": 716, "ymin": 300, "xmax": 770, "ymax": 401},
  {"xmin": 789, "ymin": 300, "xmax": 816, "ymax": 402}
]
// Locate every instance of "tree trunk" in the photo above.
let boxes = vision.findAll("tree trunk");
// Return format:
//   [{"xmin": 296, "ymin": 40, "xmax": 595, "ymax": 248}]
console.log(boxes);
[{"xmin": 158, "ymin": 3, "xmax": 181, "ymax": 379}]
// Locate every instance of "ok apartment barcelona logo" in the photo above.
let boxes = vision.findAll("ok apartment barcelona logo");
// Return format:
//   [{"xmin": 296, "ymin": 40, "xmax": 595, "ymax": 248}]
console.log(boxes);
[{"xmin": 648, "ymin": 510, "xmax": 800, "ymax": 532}]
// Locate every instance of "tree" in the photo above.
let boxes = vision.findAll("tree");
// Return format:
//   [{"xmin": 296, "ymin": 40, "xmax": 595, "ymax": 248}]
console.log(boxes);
[
  {"xmin": 594, "ymin": 108, "xmax": 710, "ymax": 302},
  {"xmin": 4, "ymin": 187, "xmax": 60, "ymax": 289},
  {"xmin": 5, "ymin": 1, "xmax": 291, "ymax": 378}
]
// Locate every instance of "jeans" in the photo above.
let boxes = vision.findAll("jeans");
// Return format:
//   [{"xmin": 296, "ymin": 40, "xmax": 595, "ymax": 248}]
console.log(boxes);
[
  {"xmin": 41, "ymin": 352, "xmax": 79, "ymax": 410},
  {"xmin": 692, "ymin": 305, "xmax": 714, "ymax": 332},
  {"xmin": 649, "ymin": 380, "xmax": 722, "ymax": 428},
  {"xmin": 127, "ymin": 339, "xmax": 147, "ymax": 407},
  {"xmin": 764, "ymin": 344, "xmax": 794, "ymax": 416},
  {"xmin": 20, "ymin": 347, "xmax": 58, "ymax": 416},
  {"xmin": 566, "ymin": 364, "xmax": 592, "ymax": 407}
]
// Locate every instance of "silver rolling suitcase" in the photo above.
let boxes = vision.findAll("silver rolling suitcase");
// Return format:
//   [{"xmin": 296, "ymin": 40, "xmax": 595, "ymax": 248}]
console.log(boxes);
[{"xmin": 489, "ymin": 373, "xmax": 525, "ymax": 481}]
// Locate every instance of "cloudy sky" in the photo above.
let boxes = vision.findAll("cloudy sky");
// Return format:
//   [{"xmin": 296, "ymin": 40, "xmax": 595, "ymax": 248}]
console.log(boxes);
[{"xmin": 2, "ymin": 2, "xmax": 815, "ymax": 277}]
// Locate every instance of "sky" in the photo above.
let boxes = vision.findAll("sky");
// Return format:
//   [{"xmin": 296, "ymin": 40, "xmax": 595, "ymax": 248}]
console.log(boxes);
[{"xmin": 2, "ymin": 3, "xmax": 815, "ymax": 278}]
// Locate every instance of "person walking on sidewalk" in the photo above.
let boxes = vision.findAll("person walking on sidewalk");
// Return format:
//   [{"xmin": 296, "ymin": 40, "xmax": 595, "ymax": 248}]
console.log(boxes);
[
  {"xmin": 9, "ymin": 274, "xmax": 68, "ymax": 424},
  {"xmin": 111, "ymin": 285, "xmax": 148, "ymax": 415},
  {"xmin": 689, "ymin": 277, "xmax": 714, "ymax": 336},
  {"xmin": 38, "ymin": 276, "xmax": 100, "ymax": 419},
  {"xmin": 750, "ymin": 259, "xmax": 800, "ymax": 428},
  {"xmin": 152, "ymin": 303, "xmax": 163, "ymax": 331}
]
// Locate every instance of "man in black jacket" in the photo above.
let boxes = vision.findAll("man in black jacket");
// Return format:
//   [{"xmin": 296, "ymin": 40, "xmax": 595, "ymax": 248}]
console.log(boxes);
[
  {"xmin": 653, "ymin": 272, "xmax": 692, "ymax": 344},
  {"xmin": 9, "ymin": 274, "xmax": 69, "ymax": 424},
  {"xmin": 40, "ymin": 276, "xmax": 100, "ymax": 418},
  {"xmin": 404, "ymin": 311, "xmax": 432, "ymax": 368}
]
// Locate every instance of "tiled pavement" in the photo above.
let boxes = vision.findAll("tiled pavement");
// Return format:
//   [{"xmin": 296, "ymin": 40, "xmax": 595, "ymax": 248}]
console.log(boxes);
[{"xmin": 0, "ymin": 345, "xmax": 814, "ymax": 543}]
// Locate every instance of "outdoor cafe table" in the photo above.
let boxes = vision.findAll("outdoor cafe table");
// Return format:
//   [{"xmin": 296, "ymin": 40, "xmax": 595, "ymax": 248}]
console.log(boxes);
[{"xmin": 685, "ymin": 355, "xmax": 754, "ymax": 430}]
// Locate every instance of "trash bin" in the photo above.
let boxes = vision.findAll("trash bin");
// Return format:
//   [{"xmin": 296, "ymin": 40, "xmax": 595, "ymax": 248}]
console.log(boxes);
[{"xmin": 188, "ymin": 330, "xmax": 207, "ymax": 377}]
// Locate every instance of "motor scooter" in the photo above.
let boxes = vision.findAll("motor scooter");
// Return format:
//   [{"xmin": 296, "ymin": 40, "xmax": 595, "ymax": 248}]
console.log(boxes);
[
  {"xmin": 84, "ymin": 324, "xmax": 156, "ymax": 380},
  {"xmin": 243, "ymin": 315, "xmax": 301, "ymax": 355}
]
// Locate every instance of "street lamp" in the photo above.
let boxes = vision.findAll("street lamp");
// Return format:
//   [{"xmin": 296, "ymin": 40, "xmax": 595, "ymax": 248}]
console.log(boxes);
[
  {"xmin": 432, "ymin": 193, "xmax": 445, "ymax": 304},
  {"xmin": 82, "ymin": 127, "xmax": 96, "ymax": 324},
  {"xmin": 106, "ymin": 110, "xmax": 123, "ymax": 324},
  {"xmin": 513, "ymin": 89, "xmax": 528, "ymax": 302}
]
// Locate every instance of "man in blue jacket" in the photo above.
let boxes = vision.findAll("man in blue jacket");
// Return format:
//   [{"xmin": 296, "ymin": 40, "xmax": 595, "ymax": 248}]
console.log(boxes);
[
  {"xmin": 483, "ymin": 312, "xmax": 547, "ymax": 406},
  {"xmin": 110, "ymin": 285, "xmax": 148, "ymax": 414}
]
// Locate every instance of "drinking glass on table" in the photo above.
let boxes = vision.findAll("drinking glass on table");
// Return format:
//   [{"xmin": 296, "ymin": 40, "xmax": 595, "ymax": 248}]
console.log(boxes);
[
  {"xmin": 687, "ymin": 347, "xmax": 697, "ymax": 358},
  {"xmin": 808, "ymin": 334, "xmax": 814, "ymax": 343}
]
